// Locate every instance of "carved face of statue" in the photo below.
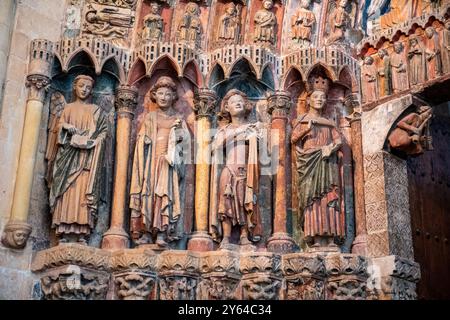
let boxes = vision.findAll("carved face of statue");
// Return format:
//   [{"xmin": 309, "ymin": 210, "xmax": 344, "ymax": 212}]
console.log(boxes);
[
  {"xmin": 410, "ymin": 37, "xmax": 418, "ymax": 46},
  {"xmin": 225, "ymin": 94, "xmax": 246, "ymax": 118},
  {"xmin": 12, "ymin": 230, "xmax": 28, "ymax": 247},
  {"xmin": 425, "ymin": 27, "xmax": 434, "ymax": 39},
  {"xmin": 85, "ymin": 11, "xmax": 98, "ymax": 23},
  {"xmin": 310, "ymin": 90, "xmax": 326, "ymax": 111},
  {"xmin": 445, "ymin": 21, "xmax": 450, "ymax": 30},
  {"xmin": 378, "ymin": 49, "xmax": 386, "ymax": 58},
  {"xmin": 186, "ymin": 3, "xmax": 199, "ymax": 15},
  {"xmin": 364, "ymin": 56, "xmax": 373, "ymax": 65},
  {"xmin": 300, "ymin": 0, "xmax": 311, "ymax": 9},
  {"xmin": 226, "ymin": 4, "xmax": 236, "ymax": 15},
  {"xmin": 263, "ymin": 0, "xmax": 273, "ymax": 10},
  {"xmin": 154, "ymin": 87, "xmax": 176, "ymax": 110},
  {"xmin": 339, "ymin": 0, "xmax": 348, "ymax": 8},
  {"xmin": 394, "ymin": 42, "xmax": 404, "ymax": 53},
  {"xmin": 74, "ymin": 78, "xmax": 93, "ymax": 101},
  {"xmin": 150, "ymin": 2, "xmax": 160, "ymax": 14}
]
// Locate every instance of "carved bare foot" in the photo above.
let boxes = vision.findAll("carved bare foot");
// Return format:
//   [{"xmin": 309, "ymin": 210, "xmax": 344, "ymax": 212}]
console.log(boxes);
[
  {"xmin": 135, "ymin": 233, "xmax": 152, "ymax": 245},
  {"xmin": 58, "ymin": 237, "xmax": 68, "ymax": 245},
  {"xmin": 239, "ymin": 235, "xmax": 252, "ymax": 246},
  {"xmin": 77, "ymin": 237, "xmax": 88, "ymax": 246},
  {"xmin": 219, "ymin": 237, "xmax": 230, "ymax": 248},
  {"xmin": 156, "ymin": 233, "xmax": 168, "ymax": 247}
]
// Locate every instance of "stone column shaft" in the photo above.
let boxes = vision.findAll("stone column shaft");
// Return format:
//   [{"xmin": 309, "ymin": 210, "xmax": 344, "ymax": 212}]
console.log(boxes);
[
  {"xmin": 2, "ymin": 40, "xmax": 53, "ymax": 249},
  {"xmin": 102, "ymin": 86, "xmax": 138, "ymax": 250},
  {"xmin": 267, "ymin": 91, "xmax": 296, "ymax": 253},
  {"xmin": 187, "ymin": 88, "xmax": 217, "ymax": 252},
  {"xmin": 350, "ymin": 113, "xmax": 367, "ymax": 255}
]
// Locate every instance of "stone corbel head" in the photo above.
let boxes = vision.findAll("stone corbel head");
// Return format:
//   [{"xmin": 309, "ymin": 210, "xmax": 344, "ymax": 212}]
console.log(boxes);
[{"xmin": 1, "ymin": 222, "xmax": 32, "ymax": 249}]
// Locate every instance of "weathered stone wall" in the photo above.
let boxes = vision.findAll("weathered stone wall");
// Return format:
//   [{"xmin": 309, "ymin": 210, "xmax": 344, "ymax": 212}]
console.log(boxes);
[
  {"xmin": 0, "ymin": 0, "xmax": 16, "ymax": 112},
  {"xmin": 0, "ymin": 0, "xmax": 67, "ymax": 299}
]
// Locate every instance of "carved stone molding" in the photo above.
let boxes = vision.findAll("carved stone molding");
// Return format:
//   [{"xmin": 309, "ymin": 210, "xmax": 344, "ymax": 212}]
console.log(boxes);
[
  {"xmin": 240, "ymin": 252, "xmax": 282, "ymax": 300},
  {"xmin": 193, "ymin": 88, "xmax": 218, "ymax": 119},
  {"xmin": 115, "ymin": 85, "xmax": 138, "ymax": 118},
  {"xmin": 324, "ymin": 254, "xmax": 369, "ymax": 300},
  {"xmin": 91, "ymin": 0, "xmax": 138, "ymax": 10},
  {"xmin": 198, "ymin": 251, "xmax": 240, "ymax": 300},
  {"xmin": 157, "ymin": 251, "xmax": 200, "ymax": 300},
  {"xmin": 40, "ymin": 266, "xmax": 109, "ymax": 300},
  {"xmin": 1, "ymin": 221, "xmax": 32, "ymax": 250},
  {"xmin": 282, "ymin": 253, "xmax": 326, "ymax": 300},
  {"xmin": 159, "ymin": 275, "xmax": 198, "ymax": 300},
  {"xmin": 110, "ymin": 248, "xmax": 157, "ymax": 272},
  {"xmin": 26, "ymin": 74, "xmax": 50, "ymax": 102},
  {"xmin": 114, "ymin": 271, "xmax": 156, "ymax": 300},
  {"xmin": 32, "ymin": 244, "xmax": 111, "ymax": 272}
]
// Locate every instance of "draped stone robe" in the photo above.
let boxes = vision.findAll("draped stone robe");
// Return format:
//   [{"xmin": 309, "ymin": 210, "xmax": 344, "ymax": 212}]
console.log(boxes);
[
  {"xmin": 408, "ymin": 41, "xmax": 427, "ymax": 85},
  {"xmin": 292, "ymin": 115, "xmax": 345, "ymax": 241},
  {"xmin": 209, "ymin": 123, "xmax": 263, "ymax": 243},
  {"xmin": 49, "ymin": 103, "xmax": 107, "ymax": 236},
  {"xmin": 129, "ymin": 112, "xmax": 189, "ymax": 241},
  {"xmin": 291, "ymin": 8, "xmax": 316, "ymax": 42},
  {"xmin": 391, "ymin": 49, "xmax": 409, "ymax": 93},
  {"xmin": 443, "ymin": 26, "xmax": 450, "ymax": 74},
  {"xmin": 254, "ymin": 8, "xmax": 276, "ymax": 43}
]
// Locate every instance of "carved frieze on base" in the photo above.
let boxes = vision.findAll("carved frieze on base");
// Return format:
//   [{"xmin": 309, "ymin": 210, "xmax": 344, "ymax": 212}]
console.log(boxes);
[
  {"xmin": 30, "ymin": 245, "xmax": 418, "ymax": 300},
  {"xmin": 324, "ymin": 254, "xmax": 369, "ymax": 300},
  {"xmin": 240, "ymin": 252, "xmax": 282, "ymax": 300},
  {"xmin": 40, "ymin": 266, "xmax": 109, "ymax": 300},
  {"xmin": 282, "ymin": 253, "xmax": 326, "ymax": 300}
]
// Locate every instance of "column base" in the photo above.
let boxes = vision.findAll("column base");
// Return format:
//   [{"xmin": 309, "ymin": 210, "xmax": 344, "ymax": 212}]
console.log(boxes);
[
  {"xmin": 351, "ymin": 234, "xmax": 368, "ymax": 256},
  {"xmin": 1, "ymin": 220, "xmax": 32, "ymax": 249},
  {"xmin": 187, "ymin": 232, "xmax": 214, "ymax": 252},
  {"xmin": 267, "ymin": 233, "xmax": 297, "ymax": 254},
  {"xmin": 102, "ymin": 227, "xmax": 129, "ymax": 250}
]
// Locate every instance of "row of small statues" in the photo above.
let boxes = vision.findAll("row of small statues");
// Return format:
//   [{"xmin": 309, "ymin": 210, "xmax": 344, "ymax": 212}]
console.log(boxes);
[
  {"xmin": 362, "ymin": 21, "xmax": 450, "ymax": 104},
  {"xmin": 44, "ymin": 74, "xmax": 347, "ymax": 251},
  {"xmin": 141, "ymin": 0, "xmax": 352, "ymax": 46}
]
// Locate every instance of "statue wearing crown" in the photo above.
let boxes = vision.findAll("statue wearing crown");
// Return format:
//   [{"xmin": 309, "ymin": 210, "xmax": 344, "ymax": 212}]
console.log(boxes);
[{"xmin": 291, "ymin": 77, "xmax": 345, "ymax": 251}]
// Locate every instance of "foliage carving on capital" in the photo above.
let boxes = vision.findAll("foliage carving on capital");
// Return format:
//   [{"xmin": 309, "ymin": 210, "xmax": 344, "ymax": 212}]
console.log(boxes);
[
  {"xmin": 115, "ymin": 85, "xmax": 138, "ymax": 116},
  {"xmin": 26, "ymin": 74, "xmax": 50, "ymax": 102},
  {"xmin": 193, "ymin": 88, "xmax": 218, "ymax": 118}
]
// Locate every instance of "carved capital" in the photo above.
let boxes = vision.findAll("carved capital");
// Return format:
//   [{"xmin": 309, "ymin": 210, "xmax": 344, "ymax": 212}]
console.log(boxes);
[
  {"xmin": 1, "ymin": 221, "xmax": 32, "ymax": 249},
  {"xmin": 193, "ymin": 88, "xmax": 218, "ymax": 119},
  {"xmin": 114, "ymin": 271, "xmax": 156, "ymax": 300},
  {"xmin": 159, "ymin": 276, "xmax": 198, "ymax": 300},
  {"xmin": 26, "ymin": 74, "xmax": 50, "ymax": 102},
  {"xmin": 267, "ymin": 91, "xmax": 291, "ymax": 119},
  {"xmin": 40, "ymin": 266, "xmax": 109, "ymax": 300},
  {"xmin": 115, "ymin": 85, "xmax": 138, "ymax": 117},
  {"xmin": 282, "ymin": 253, "xmax": 326, "ymax": 300},
  {"xmin": 324, "ymin": 254, "xmax": 369, "ymax": 300}
]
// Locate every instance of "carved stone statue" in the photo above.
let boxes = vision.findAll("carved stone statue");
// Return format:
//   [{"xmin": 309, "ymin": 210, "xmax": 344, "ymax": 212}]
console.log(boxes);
[
  {"xmin": 218, "ymin": 2, "xmax": 241, "ymax": 42},
  {"xmin": 408, "ymin": 35, "xmax": 427, "ymax": 86},
  {"xmin": 391, "ymin": 42, "xmax": 409, "ymax": 93},
  {"xmin": 291, "ymin": 89, "xmax": 344, "ymax": 249},
  {"xmin": 377, "ymin": 49, "xmax": 392, "ymax": 97},
  {"xmin": 209, "ymin": 89, "xmax": 263, "ymax": 248},
  {"xmin": 46, "ymin": 92, "xmax": 66, "ymax": 186},
  {"xmin": 178, "ymin": 2, "xmax": 202, "ymax": 44},
  {"xmin": 361, "ymin": 56, "xmax": 378, "ymax": 104},
  {"xmin": 443, "ymin": 20, "xmax": 450, "ymax": 74},
  {"xmin": 1, "ymin": 222, "xmax": 32, "ymax": 249},
  {"xmin": 291, "ymin": 0, "xmax": 316, "ymax": 46},
  {"xmin": 129, "ymin": 77, "xmax": 190, "ymax": 247},
  {"xmin": 84, "ymin": 6, "xmax": 134, "ymax": 38},
  {"xmin": 424, "ymin": 26, "xmax": 443, "ymax": 80},
  {"xmin": 49, "ymin": 75, "xmax": 108, "ymax": 244},
  {"xmin": 327, "ymin": 0, "xmax": 351, "ymax": 44},
  {"xmin": 142, "ymin": 2, "xmax": 163, "ymax": 41},
  {"xmin": 254, "ymin": 0, "xmax": 277, "ymax": 45},
  {"xmin": 388, "ymin": 106, "xmax": 433, "ymax": 156}
]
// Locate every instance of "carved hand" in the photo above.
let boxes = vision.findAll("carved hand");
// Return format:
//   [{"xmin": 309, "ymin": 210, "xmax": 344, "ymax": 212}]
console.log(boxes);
[{"xmin": 63, "ymin": 123, "xmax": 77, "ymax": 135}]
